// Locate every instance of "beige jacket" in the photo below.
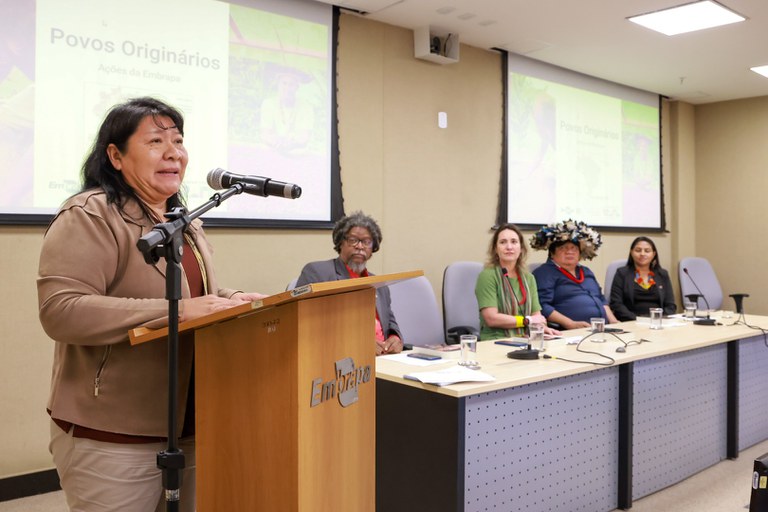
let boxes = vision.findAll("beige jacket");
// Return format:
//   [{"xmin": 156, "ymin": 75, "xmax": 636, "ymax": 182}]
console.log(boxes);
[{"xmin": 38, "ymin": 190, "xmax": 237, "ymax": 436}]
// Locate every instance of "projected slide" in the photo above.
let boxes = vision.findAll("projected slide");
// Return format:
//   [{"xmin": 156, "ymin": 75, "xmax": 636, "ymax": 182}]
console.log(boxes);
[
  {"xmin": 506, "ymin": 57, "xmax": 661, "ymax": 230},
  {"xmin": 0, "ymin": 0, "xmax": 332, "ymax": 224}
]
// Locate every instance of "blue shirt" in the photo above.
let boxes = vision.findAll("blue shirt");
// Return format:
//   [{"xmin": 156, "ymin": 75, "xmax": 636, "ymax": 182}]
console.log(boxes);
[{"xmin": 533, "ymin": 260, "xmax": 607, "ymax": 323}]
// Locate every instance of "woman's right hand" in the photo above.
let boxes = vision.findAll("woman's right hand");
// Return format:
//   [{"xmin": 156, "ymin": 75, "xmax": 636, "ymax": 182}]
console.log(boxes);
[{"xmin": 180, "ymin": 294, "xmax": 250, "ymax": 322}]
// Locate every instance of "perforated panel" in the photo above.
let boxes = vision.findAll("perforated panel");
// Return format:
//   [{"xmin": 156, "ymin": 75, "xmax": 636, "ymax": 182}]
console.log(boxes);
[
  {"xmin": 632, "ymin": 345, "xmax": 727, "ymax": 499},
  {"xmin": 463, "ymin": 368, "xmax": 619, "ymax": 511},
  {"xmin": 739, "ymin": 334, "xmax": 768, "ymax": 450}
]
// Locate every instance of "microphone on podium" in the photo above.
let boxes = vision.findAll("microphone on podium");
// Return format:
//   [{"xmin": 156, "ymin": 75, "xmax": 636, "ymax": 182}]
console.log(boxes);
[
  {"xmin": 207, "ymin": 168, "xmax": 302, "ymax": 199},
  {"xmin": 682, "ymin": 267, "xmax": 716, "ymax": 326}
]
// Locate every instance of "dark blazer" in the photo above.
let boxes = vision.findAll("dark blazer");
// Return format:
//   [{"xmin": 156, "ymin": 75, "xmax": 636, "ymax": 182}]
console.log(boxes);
[
  {"xmin": 610, "ymin": 265, "xmax": 677, "ymax": 321},
  {"xmin": 296, "ymin": 257, "xmax": 401, "ymax": 339}
]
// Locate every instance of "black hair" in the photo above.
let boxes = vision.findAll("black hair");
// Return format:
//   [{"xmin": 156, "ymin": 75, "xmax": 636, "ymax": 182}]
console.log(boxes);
[
  {"xmin": 80, "ymin": 96, "xmax": 186, "ymax": 216},
  {"xmin": 625, "ymin": 236, "xmax": 660, "ymax": 269},
  {"xmin": 547, "ymin": 239, "xmax": 580, "ymax": 258}
]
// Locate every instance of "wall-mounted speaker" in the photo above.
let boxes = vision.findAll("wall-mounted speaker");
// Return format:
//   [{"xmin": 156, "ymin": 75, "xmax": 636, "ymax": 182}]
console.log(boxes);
[{"xmin": 430, "ymin": 36, "xmax": 441, "ymax": 55}]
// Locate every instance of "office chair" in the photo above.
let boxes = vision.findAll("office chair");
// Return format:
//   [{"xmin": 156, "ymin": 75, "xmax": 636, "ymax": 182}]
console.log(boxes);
[
  {"xmin": 285, "ymin": 277, "xmax": 299, "ymax": 291},
  {"xmin": 442, "ymin": 261, "xmax": 483, "ymax": 344},
  {"xmin": 388, "ymin": 276, "xmax": 445, "ymax": 347},
  {"xmin": 678, "ymin": 257, "xmax": 723, "ymax": 310}
]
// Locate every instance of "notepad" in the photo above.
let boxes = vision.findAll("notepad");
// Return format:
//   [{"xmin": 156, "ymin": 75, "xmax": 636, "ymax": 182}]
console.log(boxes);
[{"xmin": 404, "ymin": 365, "xmax": 495, "ymax": 386}]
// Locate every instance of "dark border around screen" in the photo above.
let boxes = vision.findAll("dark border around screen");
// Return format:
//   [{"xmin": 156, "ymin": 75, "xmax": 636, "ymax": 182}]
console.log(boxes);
[
  {"xmin": 0, "ymin": 2, "xmax": 344, "ymax": 231},
  {"xmin": 498, "ymin": 51, "xmax": 667, "ymax": 233}
]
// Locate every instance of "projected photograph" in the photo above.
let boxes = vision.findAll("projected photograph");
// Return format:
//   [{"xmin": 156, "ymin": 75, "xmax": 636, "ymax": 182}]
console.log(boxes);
[
  {"xmin": 506, "ymin": 54, "xmax": 662, "ymax": 230},
  {"xmin": 0, "ymin": 0, "xmax": 334, "ymax": 225}
]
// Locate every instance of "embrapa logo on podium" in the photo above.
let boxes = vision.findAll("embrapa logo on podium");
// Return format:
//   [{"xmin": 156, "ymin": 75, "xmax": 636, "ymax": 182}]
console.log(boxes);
[{"xmin": 310, "ymin": 357, "xmax": 372, "ymax": 408}]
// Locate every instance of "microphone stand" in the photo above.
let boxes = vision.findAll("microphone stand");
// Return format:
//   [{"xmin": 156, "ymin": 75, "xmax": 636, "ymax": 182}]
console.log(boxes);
[
  {"xmin": 729, "ymin": 293, "xmax": 750, "ymax": 325},
  {"xmin": 682, "ymin": 269, "xmax": 716, "ymax": 326},
  {"xmin": 136, "ymin": 184, "xmax": 247, "ymax": 511}
]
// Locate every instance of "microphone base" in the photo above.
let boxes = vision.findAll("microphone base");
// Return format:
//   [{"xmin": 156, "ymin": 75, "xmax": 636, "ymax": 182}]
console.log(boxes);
[
  {"xmin": 507, "ymin": 349, "xmax": 540, "ymax": 360},
  {"xmin": 694, "ymin": 318, "xmax": 717, "ymax": 326}
]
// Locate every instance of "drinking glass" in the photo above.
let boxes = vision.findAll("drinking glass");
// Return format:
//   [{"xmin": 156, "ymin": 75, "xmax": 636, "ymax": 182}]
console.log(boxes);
[
  {"xmin": 529, "ymin": 322, "xmax": 546, "ymax": 352},
  {"xmin": 459, "ymin": 334, "xmax": 478, "ymax": 367},
  {"xmin": 684, "ymin": 301, "xmax": 697, "ymax": 319},
  {"xmin": 649, "ymin": 308, "xmax": 663, "ymax": 329},
  {"xmin": 590, "ymin": 317, "xmax": 606, "ymax": 342}
]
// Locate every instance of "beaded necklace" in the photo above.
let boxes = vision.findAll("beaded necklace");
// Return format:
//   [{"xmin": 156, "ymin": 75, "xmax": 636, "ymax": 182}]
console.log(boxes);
[
  {"xmin": 635, "ymin": 269, "xmax": 656, "ymax": 290},
  {"xmin": 557, "ymin": 265, "xmax": 585, "ymax": 284}
]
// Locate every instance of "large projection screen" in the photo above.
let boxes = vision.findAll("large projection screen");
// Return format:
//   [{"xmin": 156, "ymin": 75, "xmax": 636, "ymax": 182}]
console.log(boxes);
[
  {"xmin": 505, "ymin": 53, "xmax": 663, "ymax": 230},
  {"xmin": 0, "ymin": 0, "xmax": 337, "ymax": 227}
]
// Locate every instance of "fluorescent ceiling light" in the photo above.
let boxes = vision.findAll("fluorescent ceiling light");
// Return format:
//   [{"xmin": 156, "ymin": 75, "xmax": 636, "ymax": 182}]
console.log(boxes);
[
  {"xmin": 751, "ymin": 66, "xmax": 768, "ymax": 79},
  {"xmin": 628, "ymin": 1, "xmax": 745, "ymax": 36}
]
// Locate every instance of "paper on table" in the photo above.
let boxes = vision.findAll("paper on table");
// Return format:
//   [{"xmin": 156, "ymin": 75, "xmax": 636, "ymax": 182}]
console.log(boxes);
[
  {"xmin": 404, "ymin": 365, "xmax": 496, "ymax": 386},
  {"xmin": 636, "ymin": 316, "xmax": 688, "ymax": 327},
  {"xmin": 377, "ymin": 352, "xmax": 447, "ymax": 366}
]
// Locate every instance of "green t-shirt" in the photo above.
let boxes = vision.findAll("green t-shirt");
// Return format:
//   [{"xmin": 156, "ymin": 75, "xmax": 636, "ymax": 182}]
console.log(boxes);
[{"xmin": 475, "ymin": 266, "xmax": 541, "ymax": 341}]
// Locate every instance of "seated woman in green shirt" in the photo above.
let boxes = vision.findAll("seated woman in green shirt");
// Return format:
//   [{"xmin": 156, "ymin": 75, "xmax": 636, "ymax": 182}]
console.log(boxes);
[{"xmin": 474, "ymin": 223, "xmax": 559, "ymax": 341}]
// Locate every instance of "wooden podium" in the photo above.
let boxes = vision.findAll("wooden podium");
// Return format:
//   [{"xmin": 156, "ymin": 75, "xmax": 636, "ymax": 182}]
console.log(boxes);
[{"xmin": 130, "ymin": 270, "xmax": 422, "ymax": 511}]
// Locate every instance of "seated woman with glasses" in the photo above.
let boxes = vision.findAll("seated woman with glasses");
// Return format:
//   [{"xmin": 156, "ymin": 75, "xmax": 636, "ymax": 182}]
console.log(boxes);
[{"xmin": 296, "ymin": 211, "xmax": 402, "ymax": 355}]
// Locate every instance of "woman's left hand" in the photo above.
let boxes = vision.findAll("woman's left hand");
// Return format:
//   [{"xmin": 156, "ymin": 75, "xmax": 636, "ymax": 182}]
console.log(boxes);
[
  {"xmin": 232, "ymin": 291, "xmax": 268, "ymax": 302},
  {"xmin": 527, "ymin": 312, "xmax": 548, "ymax": 326}
]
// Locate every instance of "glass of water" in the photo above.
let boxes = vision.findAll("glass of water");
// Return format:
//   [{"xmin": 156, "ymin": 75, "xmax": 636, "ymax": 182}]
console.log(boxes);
[
  {"xmin": 459, "ymin": 334, "xmax": 478, "ymax": 367},
  {"xmin": 590, "ymin": 317, "xmax": 606, "ymax": 342}
]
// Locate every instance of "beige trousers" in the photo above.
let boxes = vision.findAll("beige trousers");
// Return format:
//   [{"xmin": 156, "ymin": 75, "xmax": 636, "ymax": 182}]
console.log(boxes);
[{"xmin": 49, "ymin": 419, "xmax": 196, "ymax": 512}]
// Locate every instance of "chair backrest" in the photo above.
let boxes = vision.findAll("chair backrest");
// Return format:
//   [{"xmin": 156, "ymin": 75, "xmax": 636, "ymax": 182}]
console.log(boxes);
[
  {"xmin": 604, "ymin": 259, "xmax": 626, "ymax": 298},
  {"xmin": 388, "ymin": 276, "xmax": 445, "ymax": 346},
  {"xmin": 286, "ymin": 277, "xmax": 299, "ymax": 291},
  {"xmin": 527, "ymin": 262, "xmax": 542, "ymax": 273},
  {"xmin": 678, "ymin": 257, "xmax": 723, "ymax": 310},
  {"xmin": 442, "ymin": 261, "xmax": 484, "ymax": 340}
]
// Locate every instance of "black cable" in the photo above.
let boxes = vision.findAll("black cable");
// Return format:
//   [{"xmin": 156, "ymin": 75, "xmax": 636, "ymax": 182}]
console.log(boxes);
[
  {"xmin": 541, "ymin": 331, "xmax": 616, "ymax": 365},
  {"xmin": 730, "ymin": 312, "xmax": 768, "ymax": 347},
  {"xmin": 542, "ymin": 353, "xmax": 615, "ymax": 366}
]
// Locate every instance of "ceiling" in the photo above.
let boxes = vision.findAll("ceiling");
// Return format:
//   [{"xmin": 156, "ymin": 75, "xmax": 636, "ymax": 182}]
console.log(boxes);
[{"xmin": 312, "ymin": 0, "xmax": 768, "ymax": 105}]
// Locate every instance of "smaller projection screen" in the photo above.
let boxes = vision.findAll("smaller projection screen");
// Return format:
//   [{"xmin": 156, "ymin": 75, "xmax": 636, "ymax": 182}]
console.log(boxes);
[
  {"xmin": 506, "ymin": 53, "xmax": 662, "ymax": 230},
  {"xmin": 0, "ymin": 0, "xmax": 335, "ymax": 226}
]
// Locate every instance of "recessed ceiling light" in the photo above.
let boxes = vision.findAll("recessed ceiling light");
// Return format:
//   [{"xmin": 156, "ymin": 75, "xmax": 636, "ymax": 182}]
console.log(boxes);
[
  {"xmin": 751, "ymin": 65, "xmax": 768, "ymax": 79},
  {"xmin": 627, "ymin": 0, "xmax": 745, "ymax": 36}
]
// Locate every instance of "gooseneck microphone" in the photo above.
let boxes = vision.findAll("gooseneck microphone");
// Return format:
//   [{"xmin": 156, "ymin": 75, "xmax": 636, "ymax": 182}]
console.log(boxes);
[
  {"xmin": 207, "ymin": 168, "xmax": 302, "ymax": 199},
  {"xmin": 682, "ymin": 267, "xmax": 716, "ymax": 326},
  {"xmin": 502, "ymin": 266, "xmax": 540, "ymax": 359}
]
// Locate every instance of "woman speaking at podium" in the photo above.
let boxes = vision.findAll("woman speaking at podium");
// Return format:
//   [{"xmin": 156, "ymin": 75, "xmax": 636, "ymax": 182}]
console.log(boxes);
[{"xmin": 37, "ymin": 97, "xmax": 264, "ymax": 511}]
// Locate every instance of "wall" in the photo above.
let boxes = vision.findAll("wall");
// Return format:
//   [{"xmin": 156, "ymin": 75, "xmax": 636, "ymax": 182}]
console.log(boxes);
[
  {"xmin": 1, "ymin": 12, "xmax": 683, "ymax": 479},
  {"xmin": 695, "ymin": 96, "xmax": 768, "ymax": 314}
]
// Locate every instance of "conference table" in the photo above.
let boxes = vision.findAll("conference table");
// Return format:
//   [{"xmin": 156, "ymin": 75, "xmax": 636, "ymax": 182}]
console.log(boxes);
[{"xmin": 375, "ymin": 313, "xmax": 768, "ymax": 512}]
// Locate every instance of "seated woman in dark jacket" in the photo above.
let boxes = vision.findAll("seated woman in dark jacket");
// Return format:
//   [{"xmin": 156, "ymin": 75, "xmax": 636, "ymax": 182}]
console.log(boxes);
[{"xmin": 610, "ymin": 236, "xmax": 676, "ymax": 321}]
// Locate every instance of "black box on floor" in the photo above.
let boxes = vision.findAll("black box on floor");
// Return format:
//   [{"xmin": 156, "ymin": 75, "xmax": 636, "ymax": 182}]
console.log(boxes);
[{"xmin": 750, "ymin": 452, "xmax": 768, "ymax": 511}]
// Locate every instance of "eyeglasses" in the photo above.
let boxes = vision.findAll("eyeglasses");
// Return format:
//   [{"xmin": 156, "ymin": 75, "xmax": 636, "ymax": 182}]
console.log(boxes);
[{"xmin": 345, "ymin": 236, "xmax": 374, "ymax": 248}]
